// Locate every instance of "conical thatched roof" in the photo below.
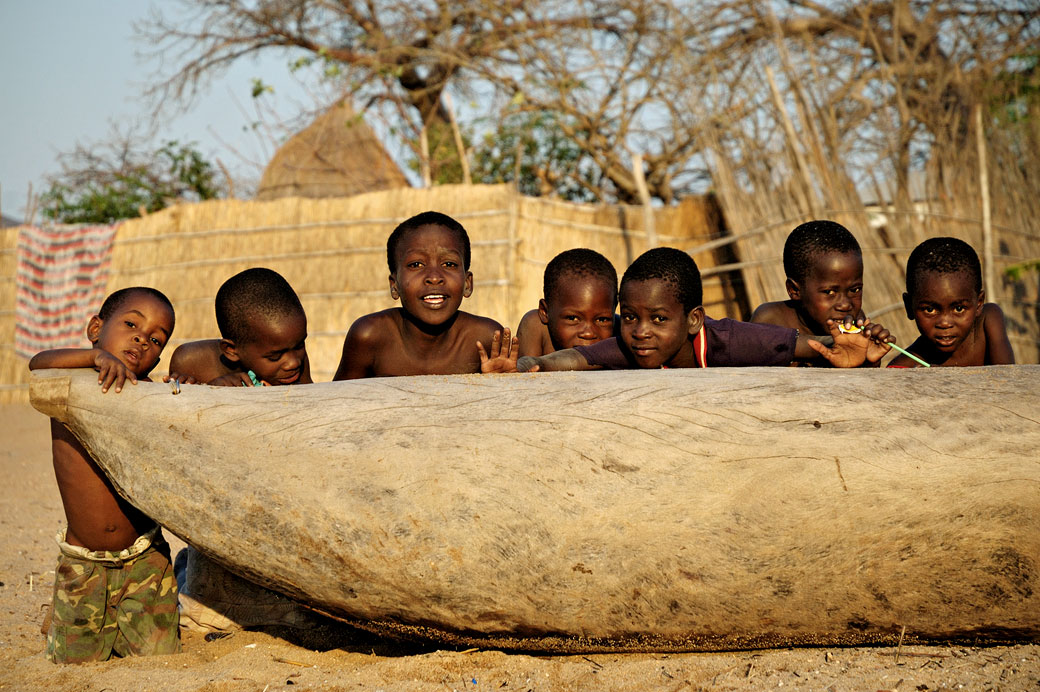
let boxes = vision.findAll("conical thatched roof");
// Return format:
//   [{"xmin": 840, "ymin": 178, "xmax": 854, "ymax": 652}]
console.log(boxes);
[{"xmin": 256, "ymin": 101, "xmax": 410, "ymax": 201}]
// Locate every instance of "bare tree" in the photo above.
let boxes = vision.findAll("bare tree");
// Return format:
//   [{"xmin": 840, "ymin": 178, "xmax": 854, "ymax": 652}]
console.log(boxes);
[{"xmin": 142, "ymin": 0, "xmax": 714, "ymax": 202}]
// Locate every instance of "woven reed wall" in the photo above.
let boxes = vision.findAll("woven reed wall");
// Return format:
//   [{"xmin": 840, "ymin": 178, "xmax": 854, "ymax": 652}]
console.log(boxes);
[{"xmin": 0, "ymin": 185, "xmax": 735, "ymax": 401}]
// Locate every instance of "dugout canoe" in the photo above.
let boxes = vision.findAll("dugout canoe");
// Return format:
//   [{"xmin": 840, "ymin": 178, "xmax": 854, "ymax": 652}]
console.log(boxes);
[{"xmin": 29, "ymin": 366, "xmax": 1040, "ymax": 652}]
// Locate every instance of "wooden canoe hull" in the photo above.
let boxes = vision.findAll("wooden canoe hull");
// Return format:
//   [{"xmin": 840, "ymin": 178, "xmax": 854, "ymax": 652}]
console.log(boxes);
[{"xmin": 29, "ymin": 366, "xmax": 1040, "ymax": 652}]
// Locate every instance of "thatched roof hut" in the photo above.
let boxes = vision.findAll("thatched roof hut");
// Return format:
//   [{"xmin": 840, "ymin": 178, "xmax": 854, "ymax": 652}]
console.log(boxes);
[{"xmin": 255, "ymin": 101, "xmax": 410, "ymax": 201}]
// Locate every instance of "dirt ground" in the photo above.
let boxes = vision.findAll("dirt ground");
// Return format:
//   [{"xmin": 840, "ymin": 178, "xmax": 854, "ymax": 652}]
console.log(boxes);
[{"xmin": 1, "ymin": 401, "xmax": 1036, "ymax": 691}]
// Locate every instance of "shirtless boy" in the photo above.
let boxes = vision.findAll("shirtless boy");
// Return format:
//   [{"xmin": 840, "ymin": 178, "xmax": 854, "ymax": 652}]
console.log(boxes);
[
  {"xmin": 516, "ymin": 248, "xmax": 618, "ymax": 358},
  {"xmin": 334, "ymin": 211, "xmax": 515, "ymax": 378},
  {"xmin": 890, "ymin": 236, "xmax": 1015, "ymax": 367},
  {"xmin": 169, "ymin": 267, "xmax": 312, "ymax": 386},
  {"xmin": 519, "ymin": 247, "xmax": 883, "ymax": 372},
  {"xmin": 28, "ymin": 287, "xmax": 180, "ymax": 663},
  {"xmin": 751, "ymin": 219, "xmax": 890, "ymax": 365}
]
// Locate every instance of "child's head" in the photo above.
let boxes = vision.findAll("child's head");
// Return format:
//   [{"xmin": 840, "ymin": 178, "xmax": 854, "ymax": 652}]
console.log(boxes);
[
  {"xmin": 783, "ymin": 220, "xmax": 863, "ymax": 330},
  {"xmin": 386, "ymin": 211, "xmax": 473, "ymax": 328},
  {"xmin": 87, "ymin": 287, "xmax": 175, "ymax": 377},
  {"xmin": 903, "ymin": 237, "xmax": 984, "ymax": 353},
  {"xmin": 216, "ymin": 267, "xmax": 308, "ymax": 385},
  {"xmin": 618, "ymin": 247, "xmax": 704, "ymax": 368},
  {"xmin": 539, "ymin": 248, "xmax": 618, "ymax": 350}
]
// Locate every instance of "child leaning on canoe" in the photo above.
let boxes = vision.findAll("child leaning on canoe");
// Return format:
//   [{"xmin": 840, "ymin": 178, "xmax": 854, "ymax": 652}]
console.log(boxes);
[
  {"xmin": 29, "ymin": 287, "xmax": 182, "ymax": 663},
  {"xmin": 28, "ymin": 215, "xmax": 1015, "ymax": 664}
]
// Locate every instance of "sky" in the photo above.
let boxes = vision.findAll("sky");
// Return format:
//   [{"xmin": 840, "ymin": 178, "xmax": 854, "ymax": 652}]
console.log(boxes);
[{"xmin": 0, "ymin": 1, "xmax": 322, "ymax": 223}]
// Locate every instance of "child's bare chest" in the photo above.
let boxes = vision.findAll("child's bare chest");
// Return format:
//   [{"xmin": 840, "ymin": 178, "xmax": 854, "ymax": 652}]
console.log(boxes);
[{"xmin": 377, "ymin": 331, "xmax": 481, "ymax": 376}]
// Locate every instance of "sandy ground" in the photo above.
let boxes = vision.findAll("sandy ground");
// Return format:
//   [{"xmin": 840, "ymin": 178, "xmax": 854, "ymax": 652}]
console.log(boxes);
[{"xmin": 0, "ymin": 401, "xmax": 1037, "ymax": 691}]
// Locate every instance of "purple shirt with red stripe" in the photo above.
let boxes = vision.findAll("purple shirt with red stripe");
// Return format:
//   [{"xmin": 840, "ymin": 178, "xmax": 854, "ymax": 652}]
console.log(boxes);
[{"xmin": 572, "ymin": 317, "xmax": 797, "ymax": 369}]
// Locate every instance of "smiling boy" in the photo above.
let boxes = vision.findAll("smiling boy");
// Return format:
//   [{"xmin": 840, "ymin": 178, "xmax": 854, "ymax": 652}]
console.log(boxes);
[
  {"xmin": 28, "ymin": 287, "xmax": 180, "ymax": 663},
  {"xmin": 168, "ymin": 267, "xmax": 312, "ymax": 386},
  {"xmin": 334, "ymin": 211, "xmax": 515, "ymax": 378},
  {"xmin": 516, "ymin": 248, "xmax": 618, "ymax": 358},
  {"xmin": 890, "ymin": 237, "xmax": 1014, "ymax": 367},
  {"xmin": 518, "ymin": 247, "xmax": 882, "ymax": 372}
]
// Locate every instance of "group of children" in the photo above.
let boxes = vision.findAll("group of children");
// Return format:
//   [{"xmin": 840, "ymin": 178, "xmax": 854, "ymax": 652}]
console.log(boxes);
[{"xmin": 29, "ymin": 210, "xmax": 1015, "ymax": 663}]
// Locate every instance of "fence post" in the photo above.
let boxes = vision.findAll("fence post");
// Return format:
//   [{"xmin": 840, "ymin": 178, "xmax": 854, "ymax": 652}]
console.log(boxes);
[
  {"xmin": 631, "ymin": 153, "xmax": 656, "ymax": 249},
  {"xmin": 975, "ymin": 104, "xmax": 996, "ymax": 304}
]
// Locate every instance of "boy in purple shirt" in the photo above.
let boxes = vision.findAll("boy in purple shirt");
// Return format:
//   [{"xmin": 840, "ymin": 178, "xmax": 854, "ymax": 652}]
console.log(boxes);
[{"xmin": 518, "ymin": 247, "xmax": 886, "ymax": 372}]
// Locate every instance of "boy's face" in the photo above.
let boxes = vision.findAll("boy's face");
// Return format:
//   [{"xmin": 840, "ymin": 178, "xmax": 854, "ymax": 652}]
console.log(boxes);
[
  {"xmin": 539, "ymin": 276, "xmax": 616, "ymax": 351},
  {"xmin": 389, "ymin": 224, "xmax": 473, "ymax": 327},
  {"xmin": 903, "ymin": 271, "xmax": 983, "ymax": 353},
  {"xmin": 87, "ymin": 292, "xmax": 174, "ymax": 378},
  {"xmin": 619, "ymin": 279, "xmax": 703, "ymax": 369},
  {"xmin": 222, "ymin": 312, "xmax": 308, "ymax": 385},
  {"xmin": 787, "ymin": 251, "xmax": 863, "ymax": 331}
]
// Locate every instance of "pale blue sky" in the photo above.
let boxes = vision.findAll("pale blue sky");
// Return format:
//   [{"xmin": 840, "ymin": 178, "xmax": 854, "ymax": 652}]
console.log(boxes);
[{"xmin": 0, "ymin": 1, "xmax": 320, "ymax": 222}]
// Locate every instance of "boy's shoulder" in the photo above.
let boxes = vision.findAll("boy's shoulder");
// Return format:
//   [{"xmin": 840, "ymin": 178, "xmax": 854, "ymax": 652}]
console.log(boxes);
[
  {"xmin": 347, "ymin": 309, "xmax": 401, "ymax": 344},
  {"xmin": 981, "ymin": 302, "xmax": 1015, "ymax": 365},
  {"xmin": 516, "ymin": 309, "xmax": 552, "ymax": 358},
  {"xmin": 750, "ymin": 300, "xmax": 802, "ymax": 331},
  {"xmin": 170, "ymin": 339, "xmax": 235, "ymax": 382}
]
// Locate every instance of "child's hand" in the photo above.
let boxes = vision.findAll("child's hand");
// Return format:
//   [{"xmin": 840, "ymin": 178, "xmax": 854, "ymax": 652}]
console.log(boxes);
[
  {"xmin": 807, "ymin": 318, "xmax": 868, "ymax": 368},
  {"xmin": 163, "ymin": 372, "xmax": 198, "ymax": 385},
  {"xmin": 94, "ymin": 349, "xmax": 136, "ymax": 393},
  {"xmin": 209, "ymin": 372, "xmax": 269, "ymax": 387},
  {"xmin": 517, "ymin": 356, "xmax": 542, "ymax": 373},
  {"xmin": 478, "ymin": 329, "xmax": 519, "ymax": 373},
  {"xmin": 860, "ymin": 320, "xmax": 894, "ymax": 365}
]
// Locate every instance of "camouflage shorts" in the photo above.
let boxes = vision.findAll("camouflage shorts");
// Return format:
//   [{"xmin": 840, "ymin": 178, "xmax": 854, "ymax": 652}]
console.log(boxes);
[{"xmin": 46, "ymin": 527, "xmax": 180, "ymax": 664}]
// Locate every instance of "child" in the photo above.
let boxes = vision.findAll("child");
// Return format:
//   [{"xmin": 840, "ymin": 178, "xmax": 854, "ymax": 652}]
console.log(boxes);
[
  {"xmin": 751, "ymin": 219, "xmax": 891, "ymax": 365},
  {"xmin": 168, "ymin": 267, "xmax": 312, "ymax": 386},
  {"xmin": 334, "ymin": 211, "xmax": 516, "ymax": 378},
  {"xmin": 518, "ymin": 247, "xmax": 885, "ymax": 372},
  {"xmin": 891, "ymin": 236, "xmax": 1015, "ymax": 367},
  {"xmin": 167, "ymin": 267, "xmax": 315, "ymax": 631},
  {"xmin": 28, "ymin": 287, "xmax": 180, "ymax": 663},
  {"xmin": 516, "ymin": 248, "xmax": 618, "ymax": 358}
]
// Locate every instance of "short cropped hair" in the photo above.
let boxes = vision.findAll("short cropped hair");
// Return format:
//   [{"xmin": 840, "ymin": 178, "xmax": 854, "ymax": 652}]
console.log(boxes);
[
  {"xmin": 543, "ymin": 248, "xmax": 618, "ymax": 305},
  {"xmin": 215, "ymin": 268, "xmax": 304, "ymax": 344},
  {"xmin": 621, "ymin": 247, "xmax": 702, "ymax": 313},
  {"xmin": 386, "ymin": 211, "xmax": 471, "ymax": 272},
  {"xmin": 905, "ymin": 237, "xmax": 982, "ymax": 297},
  {"xmin": 99, "ymin": 287, "xmax": 174, "ymax": 322},
  {"xmin": 783, "ymin": 220, "xmax": 862, "ymax": 284}
]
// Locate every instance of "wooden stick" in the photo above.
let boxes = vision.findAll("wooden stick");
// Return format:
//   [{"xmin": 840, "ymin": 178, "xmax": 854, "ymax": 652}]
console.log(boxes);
[
  {"xmin": 630, "ymin": 152, "xmax": 656, "ymax": 249},
  {"xmin": 442, "ymin": 92, "xmax": 471, "ymax": 185},
  {"xmin": 976, "ymin": 104, "xmax": 996, "ymax": 304}
]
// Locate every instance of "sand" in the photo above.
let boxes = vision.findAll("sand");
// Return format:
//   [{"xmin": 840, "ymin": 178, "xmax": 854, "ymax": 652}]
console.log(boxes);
[{"xmin": 0, "ymin": 401, "xmax": 1036, "ymax": 691}]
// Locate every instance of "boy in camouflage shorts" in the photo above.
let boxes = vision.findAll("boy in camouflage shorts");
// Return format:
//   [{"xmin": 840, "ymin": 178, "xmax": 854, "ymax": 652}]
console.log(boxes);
[
  {"xmin": 47, "ymin": 527, "xmax": 179, "ymax": 662},
  {"xmin": 30, "ymin": 287, "xmax": 181, "ymax": 662}
]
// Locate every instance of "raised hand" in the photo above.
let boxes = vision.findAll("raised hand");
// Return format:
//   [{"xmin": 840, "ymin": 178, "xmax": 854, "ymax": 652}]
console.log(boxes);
[{"xmin": 478, "ymin": 328, "xmax": 519, "ymax": 373}]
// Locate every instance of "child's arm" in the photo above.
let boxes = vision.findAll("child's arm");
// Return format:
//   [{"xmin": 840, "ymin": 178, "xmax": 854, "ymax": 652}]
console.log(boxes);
[
  {"xmin": 478, "ymin": 329, "xmax": 520, "ymax": 373},
  {"xmin": 209, "ymin": 371, "xmax": 266, "ymax": 387},
  {"xmin": 28, "ymin": 348, "xmax": 137, "ymax": 393},
  {"xmin": 517, "ymin": 348, "xmax": 600, "ymax": 373},
  {"xmin": 982, "ymin": 303, "xmax": 1015, "ymax": 365}
]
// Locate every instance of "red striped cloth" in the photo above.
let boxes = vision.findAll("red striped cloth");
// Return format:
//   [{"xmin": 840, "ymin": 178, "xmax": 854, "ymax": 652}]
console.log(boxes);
[{"xmin": 15, "ymin": 224, "xmax": 117, "ymax": 359}]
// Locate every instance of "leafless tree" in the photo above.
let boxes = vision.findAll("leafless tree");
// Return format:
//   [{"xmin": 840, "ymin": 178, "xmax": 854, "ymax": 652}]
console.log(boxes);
[{"xmin": 142, "ymin": 0, "xmax": 713, "ymax": 202}]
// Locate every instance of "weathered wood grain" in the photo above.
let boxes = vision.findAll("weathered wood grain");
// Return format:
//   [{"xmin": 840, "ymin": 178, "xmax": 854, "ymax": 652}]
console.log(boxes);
[{"xmin": 29, "ymin": 366, "xmax": 1040, "ymax": 651}]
